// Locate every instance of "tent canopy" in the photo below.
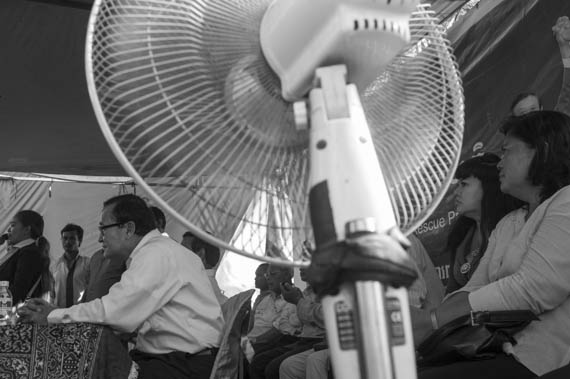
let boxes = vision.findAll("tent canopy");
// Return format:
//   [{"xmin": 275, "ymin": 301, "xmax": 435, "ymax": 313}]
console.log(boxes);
[{"xmin": 2, "ymin": 0, "xmax": 569, "ymax": 177}]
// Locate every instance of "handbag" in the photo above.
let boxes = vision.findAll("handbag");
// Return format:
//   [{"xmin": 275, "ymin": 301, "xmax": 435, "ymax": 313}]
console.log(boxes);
[{"xmin": 416, "ymin": 310, "xmax": 538, "ymax": 367}]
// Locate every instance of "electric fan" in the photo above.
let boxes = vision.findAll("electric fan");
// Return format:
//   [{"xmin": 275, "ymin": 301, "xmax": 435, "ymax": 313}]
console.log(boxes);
[{"xmin": 86, "ymin": 0, "xmax": 464, "ymax": 378}]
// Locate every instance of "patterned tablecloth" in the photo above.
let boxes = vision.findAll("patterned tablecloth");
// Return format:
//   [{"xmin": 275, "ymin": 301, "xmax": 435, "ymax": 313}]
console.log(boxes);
[{"xmin": 0, "ymin": 323, "xmax": 136, "ymax": 379}]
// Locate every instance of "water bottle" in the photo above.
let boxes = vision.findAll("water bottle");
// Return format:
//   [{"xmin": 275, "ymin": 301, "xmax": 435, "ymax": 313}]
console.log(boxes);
[{"xmin": 0, "ymin": 281, "xmax": 13, "ymax": 326}]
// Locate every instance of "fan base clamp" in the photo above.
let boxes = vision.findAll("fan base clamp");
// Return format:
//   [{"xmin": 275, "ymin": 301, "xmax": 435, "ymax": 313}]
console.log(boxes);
[{"xmin": 307, "ymin": 232, "xmax": 418, "ymax": 298}]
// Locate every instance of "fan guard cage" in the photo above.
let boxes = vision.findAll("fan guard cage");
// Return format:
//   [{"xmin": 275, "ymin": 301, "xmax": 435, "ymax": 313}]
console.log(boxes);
[{"xmin": 86, "ymin": 0, "xmax": 463, "ymax": 265}]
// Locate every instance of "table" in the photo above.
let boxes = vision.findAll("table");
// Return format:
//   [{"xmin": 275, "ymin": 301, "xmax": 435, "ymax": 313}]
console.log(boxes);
[{"xmin": 0, "ymin": 323, "xmax": 135, "ymax": 379}]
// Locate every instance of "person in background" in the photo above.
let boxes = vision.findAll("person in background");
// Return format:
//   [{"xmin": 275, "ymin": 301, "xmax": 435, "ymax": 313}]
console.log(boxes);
[
  {"xmin": 190, "ymin": 236, "xmax": 228, "ymax": 305},
  {"xmin": 510, "ymin": 92, "xmax": 542, "ymax": 117},
  {"xmin": 250, "ymin": 267, "xmax": 324, "ymax": 379},
  {"xmin": 553, "ymin": 15, "xmax": 570, "ymax": 116},
  {"xmin": 413, "ymin": 111, "xmax": 570, "ymax": 378},
  {"xmin": 82, "ymin": 246, "xmax": 126, "ymax": 303},
  {"xmin": 149, "ymin": 206, "xmax": 167, "ymax": 236},
  {"xmin": 445, "ymin": 154, "xmax": 522, "ymax": 293},
  {"xmin": 20, "ymin": 194, "xmax": 223, "ymax": 379},
  {"xmin": 509, "ymin": 16, "xmax": 570, "ymax": 118},
  {"xmin": 279, "ymin": 234, "xmax": 444, "ymax": 379},
  {"xmin": 254, "ymin": 266, "xmax": 301, "ymax": 350},
  {"xmin": 181, "ymin": 231, "xmax": 196, "ymax": 251},
  {"xmin": 247, "ymin": 263, "xmax": 272, "ymax": 338},
  {"xmin": 247, "ymin": 265, "xmax": 301, "ymax": 379},
  {"xmin": 0, "ymin": 210, "xmax": 52, "ymax": 304},
  {"xmin": 53, "ymin": 223, "xmax": 90, "ymax": 307}
]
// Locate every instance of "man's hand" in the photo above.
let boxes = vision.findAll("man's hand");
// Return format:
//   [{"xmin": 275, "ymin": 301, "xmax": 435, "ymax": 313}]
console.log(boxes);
[
  {"xmin": 281, "ymin": 283, "xmax": 303, "ymax": 305},
  {"xmin": 553, "ymin": 16, "xmax": 570, "ymax": 59},
  {"xmin": 17, "ymin": 298, "xmax": 56, "ymax": 324},
  {"xmin": 240, "ymin": 336, "xmax": 255, "ymax": 362}
]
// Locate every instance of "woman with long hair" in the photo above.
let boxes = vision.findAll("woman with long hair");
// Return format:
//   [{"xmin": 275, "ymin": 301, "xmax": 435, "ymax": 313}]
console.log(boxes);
[
  {"xmin": 0, "ymin": 210, "xmax": 52, "ymax": 303},
  {"xmin": 413, "ymin": 111, "xmax": 570, "ymax": 378},
  {"xmin": 446, "ymin": 153, "xmax": 522, "ymax": 293}
]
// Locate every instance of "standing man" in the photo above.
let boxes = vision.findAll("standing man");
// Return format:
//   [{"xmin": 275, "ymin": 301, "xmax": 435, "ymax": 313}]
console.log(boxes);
[
  {"xmin": 53, "ymin": 224, "xmax": 90, "ymax": 307},
  {"xmin": 20, "ymin": 194, "xmax": 223, "ymax": 379}
]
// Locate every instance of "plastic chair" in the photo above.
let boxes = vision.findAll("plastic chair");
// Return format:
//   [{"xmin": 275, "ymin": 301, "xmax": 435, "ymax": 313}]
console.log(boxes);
[{"xmin": 210, "ymin": 289, "xmax": 255, "ymax": 379}]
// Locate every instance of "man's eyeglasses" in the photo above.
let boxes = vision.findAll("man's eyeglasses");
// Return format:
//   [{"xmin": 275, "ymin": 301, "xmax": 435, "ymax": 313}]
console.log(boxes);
[
  {"xmin": 98, "ymin": 222, "xmax": 124, "ymax": 233},
  {"xmin": 264, "ymin": 271, "xmax": 281, "ymax": 279}
]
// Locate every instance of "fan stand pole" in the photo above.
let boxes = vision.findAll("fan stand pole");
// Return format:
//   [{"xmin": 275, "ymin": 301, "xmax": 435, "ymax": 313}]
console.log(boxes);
[{"xmin": 304, "ymin": 65, "xmax": 418, "ymax": 379}]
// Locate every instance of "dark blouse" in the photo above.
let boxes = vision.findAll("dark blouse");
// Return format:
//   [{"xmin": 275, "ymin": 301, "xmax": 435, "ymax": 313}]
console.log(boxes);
[{"xmin": 0, "ymin": 243, "xmax": 44, "ymax": 304}]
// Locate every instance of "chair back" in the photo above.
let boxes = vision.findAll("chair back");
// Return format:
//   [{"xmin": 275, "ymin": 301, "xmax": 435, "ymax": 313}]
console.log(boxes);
[{"xmin": 210, "ymin": 289, "xmax": 255, "ymax": 379}]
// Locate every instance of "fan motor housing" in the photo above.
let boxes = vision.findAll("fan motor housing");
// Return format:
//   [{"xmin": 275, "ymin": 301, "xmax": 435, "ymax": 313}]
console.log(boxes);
[{"xmin": 260, "ymin": 0, "xmax": 419, "ymax": 101}]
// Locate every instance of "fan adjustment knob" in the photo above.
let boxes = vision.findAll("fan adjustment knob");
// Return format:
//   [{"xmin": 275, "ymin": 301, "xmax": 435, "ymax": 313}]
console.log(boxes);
[{"xmin": 294, "ymin": 101, "xmax": 309, "ymax": 130}]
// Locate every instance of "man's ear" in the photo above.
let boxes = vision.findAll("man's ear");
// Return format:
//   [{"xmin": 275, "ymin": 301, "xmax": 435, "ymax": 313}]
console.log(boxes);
[{"xmin": 125, "ymin": 221, "xmax": 136, "ymax": 237}]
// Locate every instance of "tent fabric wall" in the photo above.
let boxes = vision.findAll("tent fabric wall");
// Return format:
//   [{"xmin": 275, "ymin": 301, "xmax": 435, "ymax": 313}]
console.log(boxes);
[
  {"xmin": 0, "ymin": 174, "xmax": 266, "ymax": 296},
  {"xmin": 0, "ymin": 176, "xmax": 191, "ymax": 265},
  {"xmin": 0, "ymin": 0, "xmax": 125, "ymax": 176}
]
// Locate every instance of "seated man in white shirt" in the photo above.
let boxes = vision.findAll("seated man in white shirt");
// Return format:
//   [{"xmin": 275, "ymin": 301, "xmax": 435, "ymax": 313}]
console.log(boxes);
[
  {"xmin": 20, "ymin": 194, "xmax": 224, "ymax": 379},
  {"xmin": 247, "ymin": 265, "xmax": 302, "ymax": 379},
  {"xmin": 246, "ymin": 263, "xmax": 273, "ymax": 338}
]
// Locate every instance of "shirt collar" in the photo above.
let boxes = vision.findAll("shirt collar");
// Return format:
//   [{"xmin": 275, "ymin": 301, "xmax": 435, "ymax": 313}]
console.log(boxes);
[
  {"xmin": 63, "ymin": 250, "xmax": 80, "ymax": 263},
  {"xmin": 126, "ymin": 229, "xmax": 161, "ymax": 268},
  {"xmin": 12, "ymin": 238, "xmax": 35, "ymax": 249}
]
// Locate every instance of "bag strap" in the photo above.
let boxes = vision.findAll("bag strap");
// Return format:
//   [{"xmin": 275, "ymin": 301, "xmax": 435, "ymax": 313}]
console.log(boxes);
[{"xmin": 471, "ymin": 310, "xmax": 538, "ymax": 325}]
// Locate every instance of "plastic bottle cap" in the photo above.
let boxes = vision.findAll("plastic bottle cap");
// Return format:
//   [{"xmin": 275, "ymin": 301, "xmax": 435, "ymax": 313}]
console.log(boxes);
[{"xmin": 0, "ymin": 281, "xmax": 8, "ymax": 287}]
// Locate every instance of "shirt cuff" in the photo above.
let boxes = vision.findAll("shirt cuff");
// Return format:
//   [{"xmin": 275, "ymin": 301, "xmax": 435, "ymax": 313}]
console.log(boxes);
[
  {"xmin": 563, "ymin": 58, "xmax": 570, "ymax": 68},
  {"xmin": 468, "ymin": 283, "xmax": 505, "ymax": 312},
  {"xmin": 47, "ymin": 308, "xmax": 65, "ymax": 323}
]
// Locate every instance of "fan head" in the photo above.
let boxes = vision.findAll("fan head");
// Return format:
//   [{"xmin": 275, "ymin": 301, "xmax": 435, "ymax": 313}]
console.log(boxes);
[{"xmin": 86, "ymin": 0, "xmax": 464, "ymax": 266}]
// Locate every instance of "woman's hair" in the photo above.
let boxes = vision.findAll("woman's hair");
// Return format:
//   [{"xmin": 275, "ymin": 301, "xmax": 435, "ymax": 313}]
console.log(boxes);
[
  {"xmin": 447, "ymin": 153, "xmax": 523, "ymax": 260},
  {"xmin": 14, "ymin": 210, "xmax": 44, "ymax": 239},
  {"xmin": 14, "ymin": 210, "xmax": 52, "ymax": 297},
  {"xmin": 500, "ymin": 110, "xmax": 570, "ymax": 201},
  {"xmin": 36, "ymin": 236, "xmax": 53, "ymax": 297}
]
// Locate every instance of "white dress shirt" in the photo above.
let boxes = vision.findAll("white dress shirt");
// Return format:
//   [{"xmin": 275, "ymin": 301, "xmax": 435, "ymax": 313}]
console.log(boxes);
[
  {"xmin": 247, "ymin": 291, "xmax": 276, "ymax": 340},
  {"xmin": 464, "ymin": 186, "xmax": 570, "ymax": 375},
  {"xmin": 48, "ymin": 230, "xmax": 224, "ymax": 355},
  {"xmin": 272, "ymin": 295, "xmax": 302, "ymax": 336},
  {"xmin": 52, "ymin": 253, "xmax": 90, "ymax": 307}
]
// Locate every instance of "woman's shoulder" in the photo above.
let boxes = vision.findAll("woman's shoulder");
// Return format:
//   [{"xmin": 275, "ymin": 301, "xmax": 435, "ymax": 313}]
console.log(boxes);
[
  {"xmin": 496, "ymin": 208, "xmax": 527, "ymax": 229},
  {"xmin": 17, "ymin": 243, "xmax": 42, "ymax": 258},
  {"xmin": 546, "ymin": 184, "xmax": 570, "ymax": 205}
]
